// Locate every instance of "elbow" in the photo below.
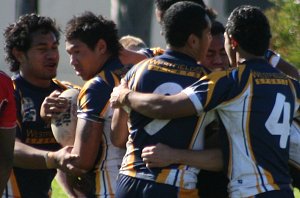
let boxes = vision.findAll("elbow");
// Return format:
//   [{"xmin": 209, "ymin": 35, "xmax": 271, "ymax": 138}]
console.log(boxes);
[{"xmin": 111, "ymin": 138, "xmax": 126, "ymax": 148}]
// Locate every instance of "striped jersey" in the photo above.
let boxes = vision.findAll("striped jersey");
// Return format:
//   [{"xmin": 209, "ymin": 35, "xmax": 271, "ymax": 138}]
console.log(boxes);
[
  {"xmin": 121, "ymin": 50, "xmax": 214, "ymax": 190},
  {"xmin": 183, "ymin": 58, "xmax": 300, "ymax": 197},
  {"xmin": 76, "ymin": 57, "xmax": 126, "ymax": 197}
]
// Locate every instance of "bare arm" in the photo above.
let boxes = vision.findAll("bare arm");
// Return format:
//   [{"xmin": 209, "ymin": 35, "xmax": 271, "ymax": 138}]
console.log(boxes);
[
  {"xmin": 141, "ymin": 143, "xmax": 223, "ymax": 171},
  {"xmin": 111, "ymin": 108, "xmax": 129, "ymax": 148},
  {"xmin": 276, "ymin": 58, "xmax": 299, "ymax": 80},
  {"xmin": 110, "ymin": 85, "xmax": 197, "ymax": 119},
  {"xmin": 119, "ymin": 48, "xmax": 147, "ymax": 65},
  {"xmin": 71, "ymin": 118, "xmax": 102, "ymax": 171},
  {"xmin": 0, "ymin": 128, "xmax": 15, "ymax": 195}
]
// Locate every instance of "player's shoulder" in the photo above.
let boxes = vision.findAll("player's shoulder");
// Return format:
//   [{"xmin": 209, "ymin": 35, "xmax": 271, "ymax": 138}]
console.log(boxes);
[
  {"xmin": 0, "ymin": 71, "xmax": 12, "ymax": 84},
  {"xmin": 52, "ymin": 79, "xmax": 81, "ymax": 90}
]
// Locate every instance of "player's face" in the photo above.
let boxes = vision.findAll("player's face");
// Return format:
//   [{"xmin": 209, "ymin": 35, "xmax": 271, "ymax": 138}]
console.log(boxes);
[
  {"xmin": 203, "ymin": 33, "xmax": 229, "ymax": 71},
  {"xmin": 66, "ymin": 39, "xmax": 104, "ymax": 81},
  {"xmin": 224, "ymin": 31, "xmax": 237, "ymax": 68},
  {"xmin": 19, "ymin": 30, "xmax": 59, "ymax": 83}
]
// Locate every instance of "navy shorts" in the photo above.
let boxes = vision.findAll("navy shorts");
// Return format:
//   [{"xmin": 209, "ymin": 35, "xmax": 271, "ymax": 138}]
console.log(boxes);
[{"xmin": 115, "ymin": 174, "xmax": 199, "ymax": 198}]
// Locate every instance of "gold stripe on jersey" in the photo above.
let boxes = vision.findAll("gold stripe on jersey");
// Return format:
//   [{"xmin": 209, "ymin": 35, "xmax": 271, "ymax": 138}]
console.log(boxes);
[
  {"xmin": 203, "ymin": 71, "xmax": 226, "ymax": 108},
  {"xmin": 148, "ymin": 63, "xmax": 204, "ymax": 79},
  {"xmin": 130, "ymin": 61, "xmax": 149, "ymax": 91},
  {"xmin": 238, "ymin": 65, "xmax": 246, "ymax": 84},
  {"xmin": 155, "ymin": 169, "xmax": 172, "ymax": 183},
  {"xmin": 189, "ymin": 114, "xmax": 205, "ymax": 148},
  {"xmin": 178, "ymin": 187, "xmax": 198, "ymax": 198},
  {"xmin": 25, "ymin": 137, "xmax": 57, "ymax": 144}
]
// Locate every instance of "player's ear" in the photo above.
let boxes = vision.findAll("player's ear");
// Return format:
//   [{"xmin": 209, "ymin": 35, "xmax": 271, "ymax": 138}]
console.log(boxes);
[
  {"xmin": 96, "ymin": 39, "xmax": 107, "ymax": 54},
  {"xmin": 229, "ymin": 35, "xmax": 238, "ymax": 50},
  {"xmin": 187, "ymin": 33, "xmax": 200, "ymax": 49}
]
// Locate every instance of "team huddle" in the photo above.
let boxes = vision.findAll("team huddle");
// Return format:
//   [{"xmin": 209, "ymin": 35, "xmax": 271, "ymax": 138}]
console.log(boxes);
[{"xmin": 0, "ymin": 0, "xmax": 300, "ymax": 198}]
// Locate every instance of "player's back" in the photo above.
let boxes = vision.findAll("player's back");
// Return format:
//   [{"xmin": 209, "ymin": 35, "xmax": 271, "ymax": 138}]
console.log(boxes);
[
  {"xmin": 184, "ymin": 58, "xmax": 300, "ymax": 197},
  {"xmin": 121, "ymin": 49, "xmax": 214, "ymax": 189}
]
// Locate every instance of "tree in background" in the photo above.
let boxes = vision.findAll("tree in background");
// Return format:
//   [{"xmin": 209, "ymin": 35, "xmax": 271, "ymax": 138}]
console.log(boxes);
[{"xmin": 265, "ymin": 0, "xmax": 300, "ymax": 67}]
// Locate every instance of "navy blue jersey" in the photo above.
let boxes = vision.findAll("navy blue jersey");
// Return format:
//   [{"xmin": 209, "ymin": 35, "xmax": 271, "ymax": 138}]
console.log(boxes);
[
  {"xmin": 4, "ymin": 74, "xmax": 66, "ymax": 198},
  {"xmin": 76, "ymin": 57, "xmax": 126, "ymax": 197},
  {"xmin": 121, "ymin": 50, "xmax": 214, "ymax": 190},
  {"xmin": 183, "ymin": 58, "xmax": 300, "ymax": 197}
]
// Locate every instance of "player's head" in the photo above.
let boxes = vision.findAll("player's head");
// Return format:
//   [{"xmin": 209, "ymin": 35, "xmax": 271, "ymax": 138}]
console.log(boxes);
[
  {"xmin": 4, "ymin": 13, "xmax": 60, "ymax": 79},
  {"xmin": 4, "ymin": 14, "xmax": 60, "ymax": 72},
  {"xmin": 203, "ymin": 21, "xmax": 229, "ymax": 71},
  {"xmin": 154, "ymin": 0, "xmax": 216, "ymax": 23},
  {"xmin": 162, "ymin": 1, "xmax": 212, "ymax": 62},
  {"xmin": 119, "ymin": 35, "xmax": 147, "ymax": 51},
  {"xmin": 225, "ymin": 5, "xmax": 271, "ymax": 60},
  {"xmin": 65, "ymin": 11, "xmax": 121, "ymax": 81},
  {"xmin": 65, "ymin": 11, "xmax": 121, "ymax": 56}
]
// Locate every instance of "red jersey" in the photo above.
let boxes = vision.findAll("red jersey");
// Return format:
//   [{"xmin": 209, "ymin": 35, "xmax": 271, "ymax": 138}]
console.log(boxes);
[{"xmin": 0, "ymin": 71, "xmax": 16, "ymax": 129}]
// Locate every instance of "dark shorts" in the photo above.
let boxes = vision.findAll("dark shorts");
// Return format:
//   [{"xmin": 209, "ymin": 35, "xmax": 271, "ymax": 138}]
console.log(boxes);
[
  {"xmin": 115, "ymin": 174, "xmax": 199, "ymax": 198},
  {"xmin": 252, "ymin": 189, "xmax": 294, "ymax": 198}
]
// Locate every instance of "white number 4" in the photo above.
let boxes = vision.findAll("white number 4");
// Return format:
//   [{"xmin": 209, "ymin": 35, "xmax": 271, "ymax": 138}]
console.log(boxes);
[{"xmin": 265, "ymin": 93, "xmax": 291, "ymax": 149}]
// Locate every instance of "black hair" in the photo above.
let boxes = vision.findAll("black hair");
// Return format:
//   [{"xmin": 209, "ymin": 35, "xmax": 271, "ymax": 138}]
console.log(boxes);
[
  {"xmin": 154, "ymin": 0, "xmax": 217, "ymax": 21},
  {"xmin": 211, "ymin": 21, "xmax": 225, "ymax": 36},
  {"xmin": 65, "ymin": 11, "xmax": 121, "ymax": 56},
  {"xmin": 226, "ymin": 5, "xmax": 271, "ymax": 56},
  {"xmin": 162, "ymin": 1, "xmax": 209, "ymax": 47},
  {"xmin": 4, "ymin": 13, "xmax": 60, "ymax": 72}
]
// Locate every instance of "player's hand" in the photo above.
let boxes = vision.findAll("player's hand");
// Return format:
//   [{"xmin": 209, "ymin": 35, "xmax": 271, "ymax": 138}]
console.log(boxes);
[
  {"xmin": 49, "ymin": 146, "xmax": 86, "ymax": 176},
  {"xmin": 141, "ymin": 143, "xmax": 176, "ymax": 168},
  {"xmin": 40, "ymin": 90, "xmax": 69, "ymax": 120},
  {"xmin": 110, "ymin": 79, "xmax": 131, "ymax": 108}
]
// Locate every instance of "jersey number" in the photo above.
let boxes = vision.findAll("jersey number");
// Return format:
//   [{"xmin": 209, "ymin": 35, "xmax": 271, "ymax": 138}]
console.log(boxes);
[
  {"xmin": 265, "ymin": 93, "xmax": 291, "ymax": 148},
  {"xmin": 144, "ymin": 82, "xmax": 182, "ymax": 136}
]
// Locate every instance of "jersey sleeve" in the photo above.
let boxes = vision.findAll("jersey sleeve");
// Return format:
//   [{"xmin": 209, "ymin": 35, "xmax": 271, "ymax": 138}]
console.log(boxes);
[
  {"xmin": 0, "ymin": 73, "xmax": 17, "ymax": 129},
  {"xmin": 77, "ymin": 78, "xmax": 112, "ymax": 123},
  {"xmin": 182, "ymin": 70, "xmax": 237, "ymax": 115}
]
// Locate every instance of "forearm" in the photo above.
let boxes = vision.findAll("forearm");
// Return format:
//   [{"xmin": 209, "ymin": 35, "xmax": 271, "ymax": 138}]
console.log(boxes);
[
  {"xmin": 0, "ymin": 129, "xmax": 15, "ymax": 195},
  {"xmin": 111, "ymin": 108, "xmax": 129, "ymax": 148},
  {"xmin": 14, "ymin": 141, "xmax": 49, "ymax": 169},
  {"xmin": 71, "ymin": 119, "xmax": 102, "ymax": 171},
  {"xmin": 125, "ymin": 91, "xmax": 196, "ymax": 119},
  {"xmin": 171, "ymin": 148, "xmax": 223, "ymax": 171}
]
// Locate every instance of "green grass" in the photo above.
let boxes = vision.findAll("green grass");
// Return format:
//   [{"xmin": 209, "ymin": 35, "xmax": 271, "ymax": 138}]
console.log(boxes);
[
  {"xmin": 51, "ymin": 179, "xmax": 68, "ymax": 198},
  {"xmin": 51, "ymin": 179, "xmax": 300, "ymax": 198}
]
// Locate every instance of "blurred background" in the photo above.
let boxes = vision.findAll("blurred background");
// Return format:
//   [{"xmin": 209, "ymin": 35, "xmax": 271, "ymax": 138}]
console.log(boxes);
[{"xmin": 0, "ymin": 0, "xmax": 299, "ymax": 86}]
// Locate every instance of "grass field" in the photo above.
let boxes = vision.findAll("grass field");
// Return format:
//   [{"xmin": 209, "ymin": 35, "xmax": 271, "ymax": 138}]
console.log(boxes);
[{"xmin": 52, "ymin": 179, "xmax": 300, "ymax": 198}]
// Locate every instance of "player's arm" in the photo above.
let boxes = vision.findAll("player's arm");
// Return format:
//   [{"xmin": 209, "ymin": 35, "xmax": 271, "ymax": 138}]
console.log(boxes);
[
  {"xmin": 0, "ymin": 127, "xmax": 16, "ymax": 195},
  {"xmin": 276, "ymin": 58, "xmax": 299, "ymax": 80},
  {"xmin": 111, "ymin": 108, "xmax": 129, "ymax": 148},
  {"xmin": 118, "ymin": 47, "xmax": 147, "ymax": 65},
  {"xmin": 110, "ymin": 85, "xmax": 197, "ymax": 119},
  {"xmin": 266, "ymin": 50, "xmax": 299, "ymax": 80},
  {"xmin": 141, "ymin": 143, "xmax": 223, "ymax": 171},
  {"xmin": 69, "ymin": 118, "xmax": 102, "ymax": 171}
]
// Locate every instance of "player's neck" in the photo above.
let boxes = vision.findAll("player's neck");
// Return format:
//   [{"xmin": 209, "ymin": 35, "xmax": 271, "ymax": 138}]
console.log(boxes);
[{"xmin": 236, "ymin": 49, "xmax": 264, "ymax": 66}]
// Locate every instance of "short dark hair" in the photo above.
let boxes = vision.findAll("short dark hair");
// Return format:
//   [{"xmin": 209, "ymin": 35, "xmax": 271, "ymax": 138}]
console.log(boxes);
[
  {"xmin": 65, "ymin": 11, "xmax": 121, "ymax": 56},
  {"xmin": 162, "ymin": 1, "xmax": 209, "ymax": 47},
  {"xmin": 226, "ymin": 5, "xmax": 271, "ymax": 56},
  {"xmin": 211, "ymin": 21, "xmax": 225, "ymax": 36},
  {"xmin": 4, "ymin": 13, "xmax": 60, "ymax": 72},
  {"xmin": 155, "ymin": 0, "xmax": 217, "ymax": 21}
]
